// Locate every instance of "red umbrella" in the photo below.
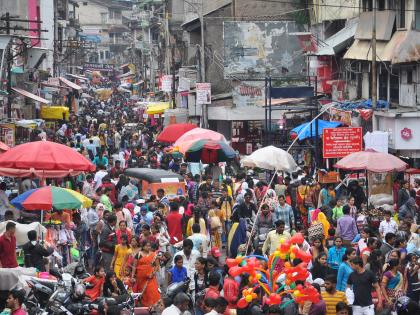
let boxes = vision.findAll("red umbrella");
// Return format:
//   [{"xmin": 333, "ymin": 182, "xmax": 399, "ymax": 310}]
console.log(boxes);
[
  {"xmin": 0, "ymin": 141, "xmax": 9, "ymax": 152},
  {"xmin": 156, "ymin": 123, "xmax": 197, "ymax": 143},
  {"xmin": 0, "ymin": 140, "xmax": 96, "ymax": 178},
  {"xmin": 334, "ymin": 149, "xmax": 408, "ymax": 173}
]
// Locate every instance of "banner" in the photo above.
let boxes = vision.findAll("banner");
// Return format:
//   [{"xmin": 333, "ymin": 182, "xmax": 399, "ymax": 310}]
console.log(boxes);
[
  {"xmin": 161, "ymin": 75, "xmax": 173, "ymax": 92},
  {"xmin": 322, "ymin": 127, "xmax": 362, "ymax": 158},
  {"xmin": 196, "ymin": 83, "xmax": 211, "ymax": 105},
  {"xmin": 329, "ymin": 107, "xmax": 352, "ymax": 126},
  {"xmin": 83, "ymin": 63, "xmax": 114, "ymax": 72}
]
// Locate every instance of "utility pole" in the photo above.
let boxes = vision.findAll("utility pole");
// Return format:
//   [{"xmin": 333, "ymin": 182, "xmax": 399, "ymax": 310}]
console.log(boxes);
[
  {"xmin": 5, "ymin": 12, "xmax": 11, "ymax": 119},
  {"xmin": 171, "ymin": 46, "xmax": 176, "ymax": 109},
  {"xmin": 371, "ymin": 2, "xmax": 377, "ymax": 109}
]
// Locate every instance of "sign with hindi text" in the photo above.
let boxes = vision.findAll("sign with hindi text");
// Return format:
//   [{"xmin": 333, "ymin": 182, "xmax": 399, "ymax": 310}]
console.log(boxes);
[{"xmin": 323, "ymin": 127, "xmax": 362, "ymax": 158}]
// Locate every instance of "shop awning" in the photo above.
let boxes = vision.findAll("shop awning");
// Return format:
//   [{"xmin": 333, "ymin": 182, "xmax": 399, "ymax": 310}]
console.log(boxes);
[
  {"xmin": 387, "ymin": 30, "xmax": 420, "ymax": 64},
  {"xmin": 59, "ymin": 77, "xmax": 82, "ymax": 90},
  {"xmin": 12, "ymin": 87, "xmax": 50, "ymax": 104},
  {"xmin": 146, "ymin": 102, "xmax": 170, "ymax": 115},
  {"xmin": 66, "ymin": 74, "xmax": 88, "ymax": 81},
  {"xmin": 118, "ymin": 72, "xmax": 134, "ymax": 79},
  {"xmin": 355, "ymin": 11, "xmax": 395, "ymax": 41},
  {"xmin": 315, "ymin": 19, "xmax": 358, "ymax": 56},
  {"xmin": 343, "ymin": 39, "xmax": 389, "ymax": 61}
]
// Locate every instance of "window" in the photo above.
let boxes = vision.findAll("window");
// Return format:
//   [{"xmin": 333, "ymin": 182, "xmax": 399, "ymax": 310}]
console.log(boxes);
[
  {"xmin": 105, "ymin": 51, "xmax": 110, "ymax": 59},
  {"xmin": 390, "ymin": 70, "xmax": 399, "ymax": 103},
  {"xmin": 407, "ymin": 69, "xmax": 413, "ymax": 84},
  {"xmin": 100, "ymin": 51, "xmax": 104, "ymax": 60},
  {"xmin": 363, "ymin": 0, "xmax": 373, "ymax": 11},
  {"xmin": 109, "ymin": 9, "xmax": 121, "ymax": 20},
  {"xmin": 378, "ymin": 0, "xmax": 385, "ymax": 10},
  {"xmin": 378, "ymin": 66, "xmax": 388, "ymax": 101},
  {"xmin": 101, "ymin": 13, "xmax": 107, "ymax": 24},
  {"xmin": 399, "ymin": 0, "xmax": 406, "ymax": 28},
  {"xmin": 416, "ymin": 0, "xmax": 420, "ymax": 30}
]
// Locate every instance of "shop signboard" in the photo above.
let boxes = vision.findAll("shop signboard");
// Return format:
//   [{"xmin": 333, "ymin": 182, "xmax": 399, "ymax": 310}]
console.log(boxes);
[
  {"xmin": 322, "ymin": 127, "xmax": 362, "ymax": 158},
  {"xmin": 196, "ymin": 83, "xmax": 211, "ymax": 105},
  {"xmin": 232, "ymin": 81, "xmax": 265, "ymax": 107},
  {"xmin": 83, "ymin": 63, "xmax": 114, "ymax": 72},
  {"xmin": 161, "ymin": 75, "xmax": 173, "ymax": 92}
]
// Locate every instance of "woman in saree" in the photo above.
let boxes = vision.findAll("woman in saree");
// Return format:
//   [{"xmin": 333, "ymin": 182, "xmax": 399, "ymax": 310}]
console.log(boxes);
[
  {"xmin": 131, "ymin": 239, "xmax": 160, "ymax": 307},
  {"xmin": 381, "ymin": 258, "xmax": 405, "ymax": 310}
]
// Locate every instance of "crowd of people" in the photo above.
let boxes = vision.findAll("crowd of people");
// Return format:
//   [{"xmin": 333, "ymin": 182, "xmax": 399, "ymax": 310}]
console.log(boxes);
[{"xmin": 0, "ymin": 89, "xmax": 419, "ymax": 315}]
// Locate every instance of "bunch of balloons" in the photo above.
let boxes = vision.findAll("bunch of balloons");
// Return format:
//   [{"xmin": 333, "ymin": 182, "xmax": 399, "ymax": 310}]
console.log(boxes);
[{"xmin": 226, "ymin": 233, "xmax": 320, "ymax": 309}]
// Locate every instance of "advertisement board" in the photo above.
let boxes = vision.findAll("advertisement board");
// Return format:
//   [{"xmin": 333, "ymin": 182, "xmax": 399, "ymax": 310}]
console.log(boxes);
[
  {"xmin": 323, "ymin": 127, "xmax": 363, "ymax": 158},
  {"xmin": 161, "ymin": 75, "xmax": 173, "ymax": 92},
  {"xmin": 196, "ymin": 83, "xmax": 211, "ymax": 105}
]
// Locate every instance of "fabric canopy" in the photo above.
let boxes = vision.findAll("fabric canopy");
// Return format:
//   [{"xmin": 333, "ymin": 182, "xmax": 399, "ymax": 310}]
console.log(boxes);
[
  {"xmin": 157, "ymin": 123, "xmax": 197, "ymax": 143},
  {"xmin": 0, "ymin": 140, "xmax": 95, "ymax": 178},
  {"xmin": 242, "ymin": 145, "xmax": 298, "ymax": 172},
  {"xmin": 334, "ymin": 149, "xmax": 408, "ymax": 173},
  {"xmin": 290, "ymin": 119, "xmax": 341, "ymax": 140},
  {"xmin": 146, "ymin": 102, "xmax": 170, "ymax": 115}
]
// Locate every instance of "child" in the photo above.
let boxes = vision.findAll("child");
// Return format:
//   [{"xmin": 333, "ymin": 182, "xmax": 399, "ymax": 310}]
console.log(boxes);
[
  {"xmin": 208, "ymin": 202, "xmax": 222, "ymax": 249},
  {"xmin": 326, "ymin": 227, "xmax": 336, "ymax": 248},
  {"xmin": 167, "ymin": 255, "xmax": 188, "ymax": 285},
  {"xmin": 332, "ymin": 199, "xmax": 344, "ymax": 222},
  {"xmin": 122, "ymin": 265, "xmax": 133, "ymax": 293},
  {"xmin": 83, "ymin": 266, "xmax": 105, "ymax": 301}
]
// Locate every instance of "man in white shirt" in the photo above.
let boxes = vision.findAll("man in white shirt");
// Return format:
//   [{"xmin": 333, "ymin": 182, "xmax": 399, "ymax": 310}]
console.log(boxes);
[
  {"xmin": 161, "ymin": 292, "xmax": 190, "ymax": 315},
  {"xmin": 188, "ymin": 223, "xmax": 208, "ymax": 257},
  {"xmin": 173, "ymin": 239, "xmax": 201, "ymax": 279},
  {"xmin": 94, "ymin": 165, "xmax": 108, "ymax": 189},
  {"xmin": 379, "ymin": 210, "xmax": 398, "ymax": 238}
]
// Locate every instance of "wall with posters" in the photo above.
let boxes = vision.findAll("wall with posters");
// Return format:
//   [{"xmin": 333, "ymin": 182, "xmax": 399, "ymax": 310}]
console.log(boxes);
[
  {"xmin": 223, "ymin": 21, "xmax": 306, "ymax": 78},
  {"xmin": 231, "ymin": 120, "xmax": 263, "ymax": 154},
  {"xmin": 232, "ymin": 81, "xmax": 265, "ymax": 107}
]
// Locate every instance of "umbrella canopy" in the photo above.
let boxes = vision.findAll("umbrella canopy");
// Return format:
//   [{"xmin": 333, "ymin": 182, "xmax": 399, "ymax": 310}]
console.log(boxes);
[
  {"xmin": 334, "ymin": 149, "xmax": 408, "ymax": 173},
  {"xmin": 11, "ymin": 186, "xmax": 91, "ymax": 210},
  {"xmin": 0, "ymin": 140, "xmax": 95, "ymax": 178},
  {"xmin": 290, "ymin": 119, "xmax": 341, "ymax": 140},
  {"xmin": 174, "ymin": 128, "xmax": 227, "ymax": 153},
  {"xmin": 241, "ymin": 145, "xmax": 298, "ymax": 172},
  {"xmin": 0, "ymin": 141, "xmax": 9, "ymax": 152},
  {"xmin": 156, "ymin": 123, "xmax": 197, "ymax": 143},
  {"xmin": 184, "ymin": 139, "xmax": 236, "ymax": 163}
]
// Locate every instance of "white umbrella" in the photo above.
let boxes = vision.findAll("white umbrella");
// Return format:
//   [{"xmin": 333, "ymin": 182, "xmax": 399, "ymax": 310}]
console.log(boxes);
[{"xmin": 241, "ymin": 145, "xmax": 298, "ymax": 172}]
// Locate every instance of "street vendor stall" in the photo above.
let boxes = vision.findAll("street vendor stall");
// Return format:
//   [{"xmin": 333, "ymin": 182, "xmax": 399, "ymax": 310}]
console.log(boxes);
[
  {"xmin": 125, "ymin": 168, "xmax": 185, "ymax": 200},
  {"xmin": 334, "ymin": 149, "xmax": 408, "ymax": 213}
]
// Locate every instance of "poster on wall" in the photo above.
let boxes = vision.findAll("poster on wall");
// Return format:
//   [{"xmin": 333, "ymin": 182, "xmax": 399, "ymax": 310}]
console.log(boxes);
[
  {"xmin": 161, "ymin": 75, "xmax": 173, "ymax": 92},
  {"xmin": 329, "ymin": 107, "xmax": 352, "ymax": 126},
  {"xmin": 196, "ymin": 83, "xmax": 211, "ymax": 105},
  {"xmin": 322, "ymin": 127, "xmax": 362, "ymax": 158},
  {"xmin": 232, "ymin": 81, "xmax": 265, "ymax": 107}
]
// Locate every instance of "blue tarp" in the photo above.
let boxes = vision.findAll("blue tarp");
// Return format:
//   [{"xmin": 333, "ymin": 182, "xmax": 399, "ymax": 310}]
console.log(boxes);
[
  {"xmin": 335, "ymin": 99, "xmax": 389, "ymax": 110},
  {"xmin": 79, "ymin": 33, "xmax": 101, "ymax": 43},
  {"xmin": 291, "ymin": 119, "xmax": 341, "ymax": 140}
]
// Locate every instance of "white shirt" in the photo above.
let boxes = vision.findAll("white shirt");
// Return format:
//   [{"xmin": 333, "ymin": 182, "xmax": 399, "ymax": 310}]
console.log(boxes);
[
  {"xmin": 94, "ymin": 170, "xmax": 108, "ymax": 189},
  {"xmin": 161, "ymin": 304, "xmax": 182, "ymax": 315},
  {"xmin": 122, "ymin": 208, "xmax": 133, "ymax": 229},
  {"xmin": 379, "ymin": 219, "xmax": 398, "ymax": 237},
  {"xmin": 205, "ymin": 310, "xmax": 218, "ymax": 315},
  {"xmin": 173, "ymin": 249, "xmax": 201, "ymax": 279}
]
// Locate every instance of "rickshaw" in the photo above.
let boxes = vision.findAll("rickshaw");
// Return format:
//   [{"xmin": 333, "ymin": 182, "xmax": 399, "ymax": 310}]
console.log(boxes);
[{"xmin": 124, "ymin": 168, "xmax": 186, "ymax": 199}]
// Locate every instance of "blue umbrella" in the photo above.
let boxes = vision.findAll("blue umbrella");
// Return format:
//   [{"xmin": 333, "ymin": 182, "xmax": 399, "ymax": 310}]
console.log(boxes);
[{"xmin": 290, "ymin": 119, "xmax": 341, "ymax": 140}]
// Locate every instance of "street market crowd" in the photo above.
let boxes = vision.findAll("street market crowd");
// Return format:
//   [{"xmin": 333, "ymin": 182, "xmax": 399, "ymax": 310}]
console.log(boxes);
[{"xmin": 0, "ymin": 89, "xmax": 420, "ymax": 315}]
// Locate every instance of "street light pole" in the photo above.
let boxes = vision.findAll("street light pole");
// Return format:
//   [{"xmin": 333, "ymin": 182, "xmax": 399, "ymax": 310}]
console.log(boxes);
[{"xmin": 371, "ymin": 2, "xmax": 377, "ymax": 109}]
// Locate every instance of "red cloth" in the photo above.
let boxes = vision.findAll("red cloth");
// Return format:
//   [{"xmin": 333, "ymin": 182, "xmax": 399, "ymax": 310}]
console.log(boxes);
[
  {"xmin": 223, "ymin": 277, "xmax": 239, "ymax": 308},
  {"xmin": 166, "ymin": 211, "xmax": 183, "ymax": 244},
  {"xmin": 116, "ymin": 229, "xmax": 132, "ymax": 244},
  {"xmin": 85, "ymin": 275, "xmax": 105, "ymax": 301},
  {"xmin": 0, "ymin": 234, "xmax": 17, "ymax": 268},
  {"xmin": 205, "ymin": 286, "xmax": 220, "ymax": 300}
]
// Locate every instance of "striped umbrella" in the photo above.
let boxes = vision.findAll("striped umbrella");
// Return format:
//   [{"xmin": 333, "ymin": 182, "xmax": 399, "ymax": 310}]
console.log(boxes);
[{"xmin": 184, "ymin": 139, "xmax": 236, "ymax": 163}]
